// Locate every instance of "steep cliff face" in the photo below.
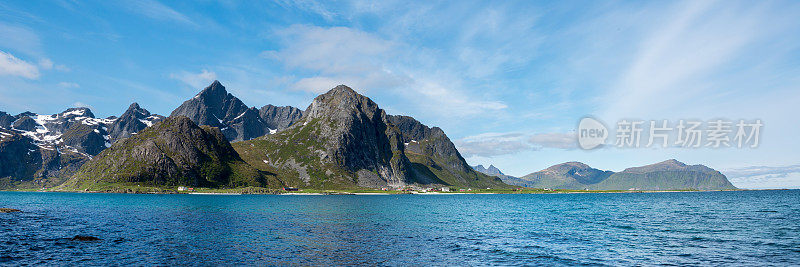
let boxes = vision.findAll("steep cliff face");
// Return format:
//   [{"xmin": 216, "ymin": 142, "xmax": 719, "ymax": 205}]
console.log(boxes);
[
  {"xmin": 0, "ymin": 131, "xmax": 41, "ymax": 182},
  {"xmin": 387, "ymin": 115, "xmax": 505, "ymax": 188},
  {"xmin": 0, "ymin": 129, "xmax": 88, "ymax": 189},
  {"xmin": 233, "ymin": 85, "xmax": 507, "ymax": 189},
  {"xmin": 259, "ymin": 104, "xmax": 303, "ymax": 131},
  {"xmin": 61, "ymin": 116, "xmax": 274, "ymax": 190}
]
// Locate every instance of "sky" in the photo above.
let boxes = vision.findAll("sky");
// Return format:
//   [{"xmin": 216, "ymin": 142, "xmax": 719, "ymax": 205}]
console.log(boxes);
[{"xmin": 1, "ymin": 0, "xmax": 799, "ymax": 188}]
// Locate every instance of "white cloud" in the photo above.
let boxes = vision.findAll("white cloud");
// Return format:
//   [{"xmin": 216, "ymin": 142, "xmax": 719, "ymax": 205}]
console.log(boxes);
[
  {"xmin": 0, "ymin": 51, "xmax": 40, "ymax": 79},
  {"xmin": 276, "ymin": 0, "xmax": 336, "ymax": 21},
  {"xmin": 123, "ymin": 0, "xmax": 195, "ymax": 26},
  {"xmin": 723, "ymin": 164, "xmax": 800, "ymax": 179},
  {"xmin": 170, "ymin": 69, "xmax": 217, "ymax": 89},
  {"xmin": 268, "ymin": 25, "xmax": 403, "ymax": 93},
  {"xmin": 38, "ymin": 58, "xmax": 53, "ymax": 69},
  {"xmin": 73, "ymin": 102, "xmax": 93, "ymax": 109},
  {"xmin": 455, "ymin": 132, "xmax": 533, "ymax": 157},
  {"xmin": 37, "ymin": 58, "xmax": 69, "ymax": 72},
  {"xmin": 529, "ymin": 132, "xmax": 577, "ymax": 149},
  {"xmin": 723, "ymin": 164, "xmax": 800, "ymax": 189},
  {"xmin": 290, "ymin": 76, "xmax": 340, "ymax": 94},
  {"xmin": 265, "ymin": 24, "xmax": 508, "ymax": 117},
  {"xmin": 456, "ymin": 131, "xmax": 578, "ymax": 157},
  {"xmin": 601, "ymin": 1, "xmax": 781, "ymax": 121},
  {"xmin": 58, "ymin": 82, "xmax": 80, "ymax": 88},
  {"xmin": 0, "ymin": 23, "xmax": 42, "ymax": 57}
]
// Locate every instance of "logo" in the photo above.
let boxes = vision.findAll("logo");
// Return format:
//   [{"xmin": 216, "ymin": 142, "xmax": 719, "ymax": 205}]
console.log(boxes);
[{"xmin": 578, "ymin": 117, "xmax": 608, "ymax": 150}]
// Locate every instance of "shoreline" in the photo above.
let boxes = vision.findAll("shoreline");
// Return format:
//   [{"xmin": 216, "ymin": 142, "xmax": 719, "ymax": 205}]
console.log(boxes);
[{"xmin": 1, "ymin": 189, "xmax": 788, "ymax": 196}]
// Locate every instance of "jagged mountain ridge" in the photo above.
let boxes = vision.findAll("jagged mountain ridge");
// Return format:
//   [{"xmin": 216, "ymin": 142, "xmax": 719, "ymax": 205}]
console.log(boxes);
[
  {"xmin": 170, "ymin": 81, "xmax": 303, "ymax": 142},
  {"xmin": 472, "ymin": 164, "xmax": 505, "ymax": 177},
  {"xmin": 0, "ymin": 104, "xmax": 164, "ymax": 188},
  {"xmin": 233, "ymin": 85, "xmax": 507, "ymax": 189},
  {"xmin": 471, "ymin": 164, "xmax": 529, "ymax": 187}
]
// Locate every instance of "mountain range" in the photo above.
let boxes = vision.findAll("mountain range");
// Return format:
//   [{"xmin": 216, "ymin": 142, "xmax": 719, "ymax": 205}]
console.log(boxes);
[
  {"xmin": 473, "ymin": 159, "xmax": 737, "ymax": 190},
  {"xmin": 1, "ymin": 80, "xmax": 735, "ymax": 191},
  {"xmin": 170, "ymin": 81, "xmax": 303, "ymax": 142}
]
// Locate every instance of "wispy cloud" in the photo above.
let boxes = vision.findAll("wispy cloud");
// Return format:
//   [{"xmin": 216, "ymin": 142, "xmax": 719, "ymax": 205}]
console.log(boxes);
[
  {"xmin": 266, "ymin": 25, "xmax": 405, "ymax": 93},
  {"xmin": 58, "ymin": 82, "xmax": 80, "ymax": 88},
  {"xmin": 724, "ymin": 164, "xmax": 800, "ymax": 179},
  {"xmin": 455, "ymin": 132, "xmax": 533, "ymax": 157},
  {"xmin": 0, "ymin": 51, "xmax": 40, "ymax": 79},
  {"xmin": 276, "ymin": 0, "xmax": 336, "ymax": 21},
  {"xmin": 455, "ymin": 131, "xmax": 576, "ymax": 157},
  {"xmin": 601, "ymin": 1, "xmax": 793, "ymax": 121},
  {"xmin": 121, "ymin": 0, "xmax": 195, "ymax": 26},
  {"xmin": 0, "ymin": 23, "xmax": 42, "ymax": 57},
  {"xmin": 264, "ymin": 24, "xmax": 508, "ymax": 117},
  {"xmin": 723, "ymin": 164, "xmax": 800, "ymax": 189},
  {"xmin": 529, "ymin": 132, "xmax": 577, "ymax": 149},
  {"xmin": 170, "ymin": 69, "xmax": 217, "ymax": 89}
]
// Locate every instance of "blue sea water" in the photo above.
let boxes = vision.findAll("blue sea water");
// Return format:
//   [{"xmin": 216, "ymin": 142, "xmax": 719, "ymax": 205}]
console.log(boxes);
[{"xmin": 1, "ymin": 190, "xmax": 799, "ymax": 266}]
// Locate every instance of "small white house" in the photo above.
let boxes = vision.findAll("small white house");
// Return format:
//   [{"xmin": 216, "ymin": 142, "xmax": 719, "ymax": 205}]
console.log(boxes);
[
  {"xmin": 441, "ymin": 187, "xmax": 450, "ymax": 192},
  {"xmin": 178, "ymin": 186, "xmax": 187, "ymax": 191}
]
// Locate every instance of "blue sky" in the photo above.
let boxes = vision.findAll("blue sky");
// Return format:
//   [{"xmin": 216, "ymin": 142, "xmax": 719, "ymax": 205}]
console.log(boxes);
[{"xmin": 1, "ymin": 0, "xmax": 799, "ymax": 188}]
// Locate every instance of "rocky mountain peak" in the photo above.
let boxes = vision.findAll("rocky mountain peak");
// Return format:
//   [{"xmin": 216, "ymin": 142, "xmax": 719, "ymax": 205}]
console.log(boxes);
[
  {"xmin": 305, "ymin": 85, "xmax": 381, "ymax": 121},
  {"xmin": 122, "ymin": 102, "xmax": 151, "ymax": 118},
  {"xmin": 171, "ymin": 81, "xmax": 269, "ymax": 141},
  {"xmin": 487, "ymin": 165, "xmax": 504, "ymax": 175},
  {"xmin": 61, "ymin": 107, "xmax": 95, "ymax": 119},
  {"xmin": 195, "ymin": 80, "xmax": 228, "ymax": 102},
  {"xmin": 109, "ymin": 103, "xmax": 164, "ymax": 142}
]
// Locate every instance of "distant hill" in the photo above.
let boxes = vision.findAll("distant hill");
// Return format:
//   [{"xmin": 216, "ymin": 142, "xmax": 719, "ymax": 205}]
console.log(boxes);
[
  {"xmin": 590, "ymin": 159, "xmax": 737, "ymax": 190},
  {"xmin": 471, "ymin": 164, "xmax": 530, "ymax": 187},
  {"xmin": 485, "ymin": 159, "xmax": 736, "ymax": 190},
  {"xmin": 520, "ymin": 162, "xmax": 613, "ymax": 189}
]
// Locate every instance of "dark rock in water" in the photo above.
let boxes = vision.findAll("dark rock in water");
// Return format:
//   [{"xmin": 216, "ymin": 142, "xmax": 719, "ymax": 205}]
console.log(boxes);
[
  {"xmin": 71, "ymin": 235, "xmax": 100, "ymax": 241},
  {"xmin": 0, "ymin": 208, "xmax": 21, "ymax": 213}
]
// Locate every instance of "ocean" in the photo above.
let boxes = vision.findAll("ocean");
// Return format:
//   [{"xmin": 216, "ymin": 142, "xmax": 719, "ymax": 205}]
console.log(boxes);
[{"xmin": 1, "ymin": 190, "xmax": 798, "ymax": 266}]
